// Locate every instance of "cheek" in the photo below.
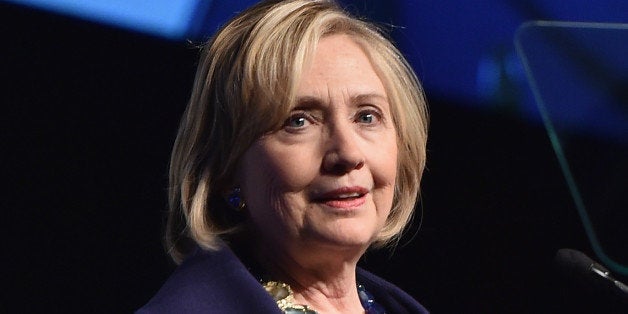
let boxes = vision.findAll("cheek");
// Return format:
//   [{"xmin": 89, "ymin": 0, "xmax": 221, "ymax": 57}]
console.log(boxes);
[
  {"xmin": 373, "ymin": 133, "xmax": 398, "ymax": 184},
  {"xmin": 239, "ymin": 141, "xmax": 320, "ymax": 241},
  {"xmin": 256, "ymin": 142, "xmax": 319, "ymax": 191},
  {"xmin": 239, "ymin": 149, "xmax": 286, "ymax": 234},
  {"xmin": 370, "ymin": 133, "xmax": 398, "ymax": 214},
  {"xmin": 239, "ymin": 141, "xmax": 318, "ymax": 214}
]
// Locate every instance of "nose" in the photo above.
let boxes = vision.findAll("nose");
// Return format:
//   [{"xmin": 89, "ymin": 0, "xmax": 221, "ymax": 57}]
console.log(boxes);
[{"xmin": 322, "ymin": 123, "xmax": 365, "ymax": 175}]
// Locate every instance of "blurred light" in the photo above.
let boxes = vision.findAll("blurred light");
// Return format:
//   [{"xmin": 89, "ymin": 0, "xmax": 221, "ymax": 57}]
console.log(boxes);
[{"xmin": 3, "ymin": 0, "xmax": 202, "ymax": 39}]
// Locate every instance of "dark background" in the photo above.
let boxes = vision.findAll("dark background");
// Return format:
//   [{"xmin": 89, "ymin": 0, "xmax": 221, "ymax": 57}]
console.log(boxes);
[{"xmin": 2, "ymin": 2, "xmax": 625, "ymax": 313}]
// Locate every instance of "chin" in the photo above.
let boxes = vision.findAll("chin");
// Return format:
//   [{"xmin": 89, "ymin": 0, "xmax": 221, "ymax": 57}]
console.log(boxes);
[{"xmin": 306, "ymin": 223, "xmax": 380, "ymax": 251}]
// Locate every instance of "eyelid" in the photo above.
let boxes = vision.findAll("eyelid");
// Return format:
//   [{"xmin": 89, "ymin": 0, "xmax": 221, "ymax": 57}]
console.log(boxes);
[
  {"xmin": 282, "ymin": 110, "xmax": 318, "ymax": 131},
  {"xmin": 356, "ymin": 105, "xmax": 385, "ymax": 124},
  {"xmin": 289, "ymin": 109, "xmax": 318, "ymax": 121}
]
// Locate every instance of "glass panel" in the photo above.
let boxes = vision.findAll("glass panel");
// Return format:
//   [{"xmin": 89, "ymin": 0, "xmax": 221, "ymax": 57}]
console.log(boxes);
[{"xmin": 515, "ymin": 21, "xmax": 628, "ymax": 275}]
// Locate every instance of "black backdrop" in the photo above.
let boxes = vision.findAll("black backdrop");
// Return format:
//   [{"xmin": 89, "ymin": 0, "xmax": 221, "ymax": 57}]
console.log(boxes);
[{"xmin": 3, "ymin": 3, "xmax": 624, "ymax": 313}]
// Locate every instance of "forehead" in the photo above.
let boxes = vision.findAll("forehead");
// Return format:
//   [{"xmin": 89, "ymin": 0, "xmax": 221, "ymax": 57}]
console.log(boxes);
[{"xmin": 295, "ymin": 34, "xmax": 388, "ymax": 105}]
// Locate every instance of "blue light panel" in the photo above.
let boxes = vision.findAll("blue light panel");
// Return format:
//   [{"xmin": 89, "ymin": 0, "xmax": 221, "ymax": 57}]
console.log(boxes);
[{"xmin": 3, "ymin": 0, "xmax": 202, "ymax": 39}]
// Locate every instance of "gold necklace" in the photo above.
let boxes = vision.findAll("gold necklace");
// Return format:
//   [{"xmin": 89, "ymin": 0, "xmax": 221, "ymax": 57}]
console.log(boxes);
[{"xmin": 263, "ymin": 281, "xmax": 318, "ymax": 314}]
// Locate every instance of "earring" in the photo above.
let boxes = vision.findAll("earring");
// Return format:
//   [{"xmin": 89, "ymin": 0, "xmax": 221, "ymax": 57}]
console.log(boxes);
[{"xmin": 226, "ymin": 187, "xmax": 246, "ymax": 211}]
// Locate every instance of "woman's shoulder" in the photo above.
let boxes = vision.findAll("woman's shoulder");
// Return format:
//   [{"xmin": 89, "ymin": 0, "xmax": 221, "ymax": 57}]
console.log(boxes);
[
  {"xmin": 357, "ymin": 267, "xmax": 430, "ymax": 314},
  {"xmin": 137, "ymin": 246, "xmax": 280, "ymax": 313}
]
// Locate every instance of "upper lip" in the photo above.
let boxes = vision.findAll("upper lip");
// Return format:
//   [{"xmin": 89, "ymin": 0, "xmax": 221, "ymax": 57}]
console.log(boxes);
[{"xmin": 313, "ymin": 186, "xmax": 369, "ymax": 201}]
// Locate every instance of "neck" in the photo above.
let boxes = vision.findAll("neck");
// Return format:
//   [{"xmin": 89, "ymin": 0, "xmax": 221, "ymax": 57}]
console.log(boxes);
[
  {"xmin": 291, "ymin": 272, "xmax": 364, "ymax": 314},
  {"xmin": 254, "ymin": 240, "xmax": 367, "ymax": 313}
]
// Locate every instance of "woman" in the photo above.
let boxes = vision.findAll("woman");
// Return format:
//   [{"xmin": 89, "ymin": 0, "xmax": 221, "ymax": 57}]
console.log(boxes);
[{"xmin": 139, "ymin": 0, "xmax": 429, "ymax": 313}]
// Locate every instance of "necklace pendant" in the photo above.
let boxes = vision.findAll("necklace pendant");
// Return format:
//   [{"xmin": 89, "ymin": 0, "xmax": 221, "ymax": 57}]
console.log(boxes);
[
  {"xmin": 284, "ymin": 305, "xmax": 318, "ymax": 314},
  {"xmin": 263, "ymin": 281, "xmax": 318, "ymax": 314}
]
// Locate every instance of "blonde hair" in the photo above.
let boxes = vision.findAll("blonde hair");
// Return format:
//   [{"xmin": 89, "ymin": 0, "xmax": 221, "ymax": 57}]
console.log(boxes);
[{"xmin": 167, "ymin": 0, "xmax": 428, "ymax": 263}]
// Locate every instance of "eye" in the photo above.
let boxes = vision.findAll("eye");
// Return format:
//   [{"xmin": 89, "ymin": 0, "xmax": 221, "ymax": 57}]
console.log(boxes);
[
  {"xmin": 287, "ymin": 116, "xmax": 308, "ymax": 128},
  {"xmin": 358, "ymin": 113, "xmax": 374, "ymax": 124},
  {"xmin": 355, "ymin": 109, "xmax": 382, "ymax": 125},
  {"xmin": 282, "ymin": 112, "xmax": 313, "ymax": 132}
]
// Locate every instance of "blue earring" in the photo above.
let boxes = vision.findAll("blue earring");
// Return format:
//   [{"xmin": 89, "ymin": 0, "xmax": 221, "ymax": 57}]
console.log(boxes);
[{"xmin": 226, "ymin": 187, "xmax": 246, "ymax": 211}]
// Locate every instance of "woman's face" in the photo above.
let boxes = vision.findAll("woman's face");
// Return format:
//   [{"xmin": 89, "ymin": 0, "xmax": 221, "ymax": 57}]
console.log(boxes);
[{"xmin": 240, "ymin": 34, "xmax": 397, "ymax": 255}]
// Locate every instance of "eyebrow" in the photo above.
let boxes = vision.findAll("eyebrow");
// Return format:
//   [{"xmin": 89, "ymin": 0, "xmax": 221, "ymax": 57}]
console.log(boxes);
[
  {"xmin": 294, "ymin": 93, "xmax": 388, "ymax": 108},
  {"xmin": 351, "ymin": 93, "xmax": 388, "ymax": 104},
  {"xmin": 294, "ymin": 96, "xmax": 322, "ymax": 108}
]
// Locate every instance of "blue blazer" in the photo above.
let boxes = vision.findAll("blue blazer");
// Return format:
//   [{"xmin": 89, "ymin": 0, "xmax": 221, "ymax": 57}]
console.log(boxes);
[{"xmin": 138, "ymin": 245, "xmax": 429, "ymax": 313}]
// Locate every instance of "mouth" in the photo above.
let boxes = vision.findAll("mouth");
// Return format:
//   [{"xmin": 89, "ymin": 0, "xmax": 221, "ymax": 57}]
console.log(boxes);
[{"xmin": 313, "ymin": 186, "xmax": 369, "ymax": 209}]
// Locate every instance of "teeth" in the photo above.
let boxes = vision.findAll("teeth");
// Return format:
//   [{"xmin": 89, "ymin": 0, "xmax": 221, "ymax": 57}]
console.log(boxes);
[{"xmin": 337, "ymin": 193, "xmax": 360, "ymax": 199}]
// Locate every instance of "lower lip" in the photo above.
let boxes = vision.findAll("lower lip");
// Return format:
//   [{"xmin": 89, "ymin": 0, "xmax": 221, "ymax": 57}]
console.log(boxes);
[{"xmin": 321, "ymin": 195, "xmax": 366, "ymax": 209}]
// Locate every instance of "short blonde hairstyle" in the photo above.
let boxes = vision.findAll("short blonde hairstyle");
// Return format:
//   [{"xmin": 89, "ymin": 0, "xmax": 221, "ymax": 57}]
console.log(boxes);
[{"xmin": 167, "ymin": 0, "xmax": 428, "ymax": 263}]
